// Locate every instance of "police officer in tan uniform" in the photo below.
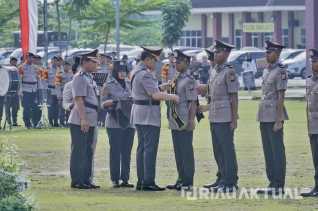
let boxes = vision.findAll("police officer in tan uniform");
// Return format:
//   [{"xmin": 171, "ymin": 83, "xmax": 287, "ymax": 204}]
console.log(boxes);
[
  {"xmin": 19, "ymin": 52, "xmax": 38, "ymax": 128},
  {"xmin": 165, "ymin": 50, "xmax": 197, "ymax": 191},
  {"xmin": 102, "ymin": 60, "xmax": 135, "ymax": 188},
  {"xmin": 131, "ymin": 47, "xmax": 179, "ymax": 191},
  {"xmin": 68, "ymin": 50, "xmax": 100, "ymax": 189},
  {"xmin": 256, "ymin": 41, "xmax": 288, "ymax": 195},
  {"xmin": 301, "ymin": 49, "xmax": 318, "ymax": 197},
  {"xmin": 200, "ymin": 40, "xmax": 239, "ymax": 193}
]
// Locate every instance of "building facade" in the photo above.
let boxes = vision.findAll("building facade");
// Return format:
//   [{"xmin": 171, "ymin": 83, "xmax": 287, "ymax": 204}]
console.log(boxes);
[{"xmin": 177, "ymin": 0, "xmax": 305, "ymax": 49}]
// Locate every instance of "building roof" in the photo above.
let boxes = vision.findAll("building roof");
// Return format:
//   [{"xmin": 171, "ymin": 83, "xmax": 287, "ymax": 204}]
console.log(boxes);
[{"xmin": 192, "ymin": 0, "xmax": 305, "ymax": 8}]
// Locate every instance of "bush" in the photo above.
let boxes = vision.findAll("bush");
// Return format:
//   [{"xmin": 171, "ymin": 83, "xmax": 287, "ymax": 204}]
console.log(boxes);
[
  {"xmin": 0, "ymin": 194, "xmax": 33, "ymax": 211},
  {"xmin": 0, "ymin": 142, "xmax": 21, "ymax": 173},
  {"xmin": 0, "ymin": 142, "xmax": 34, "ymax": 211}
]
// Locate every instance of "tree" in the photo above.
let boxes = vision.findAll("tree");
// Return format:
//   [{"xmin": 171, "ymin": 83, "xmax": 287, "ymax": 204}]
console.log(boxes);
[
  {"xmin": 76, "ymin": 0, "xmax": 165, "ymax": 52},
  {"xmin": 161, "ymin": 0, "xmax": 191, "ymax": 50}
]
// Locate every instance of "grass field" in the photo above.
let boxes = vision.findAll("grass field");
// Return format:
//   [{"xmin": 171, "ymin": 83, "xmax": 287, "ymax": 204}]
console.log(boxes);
[{"xmin": 1, "ymin": 99, "xmax": 318, "ymax": 211}]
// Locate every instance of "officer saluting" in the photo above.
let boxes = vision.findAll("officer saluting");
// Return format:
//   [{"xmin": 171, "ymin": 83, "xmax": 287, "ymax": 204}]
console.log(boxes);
[
  {"xmin": 131, "ymin": 47, "xmax": 179, "ymax": 191},
  {"xmin": 301, "ymin": 49, "xmax": 318, "ymax": 197},
  {"xmin": 257, "ymin": 41, "xmax": 288, "ymax": 195},
  {"xmin": 166, "ymin": 50, "xmax": 197, "ymax": 191},
  {"xmin": 200, "ymin": 40, "xmax": 239, "ymax": 193},
  {"xmin": 68, "ymin": 49, "xmax": 100, "ymax": 189}
]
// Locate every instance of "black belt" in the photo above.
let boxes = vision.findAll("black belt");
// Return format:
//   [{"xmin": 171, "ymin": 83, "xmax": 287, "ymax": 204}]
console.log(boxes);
[
  {"xmin": 48, "ymin": 85, "xmax": 55, "ymax": 89},
  {"xmin": 22, "ymin": 81, "xmax": 37, "ymax": 85},
  {"xmin": 133, "ymin": 100, "xmax": 160, "ymax": 106},
  {"xmin": 84, "ymin": 101, "xmax": 98, "ymax": 111}
]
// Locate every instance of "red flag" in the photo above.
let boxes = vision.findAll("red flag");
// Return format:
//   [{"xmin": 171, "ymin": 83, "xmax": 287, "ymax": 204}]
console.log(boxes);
[{"xmin": 20, "ymin": 0, "xmax": 38, "ymax": 56}]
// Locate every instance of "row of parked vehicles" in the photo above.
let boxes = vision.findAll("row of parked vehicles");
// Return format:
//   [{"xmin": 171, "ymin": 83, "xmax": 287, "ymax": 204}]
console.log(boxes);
[{"xmin": 0, "ymin": 45, "xmax": 306, "ymax": 79}]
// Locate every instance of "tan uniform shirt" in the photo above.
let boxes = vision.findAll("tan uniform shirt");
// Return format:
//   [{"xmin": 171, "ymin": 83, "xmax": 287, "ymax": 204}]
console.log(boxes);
[
  {"xmin": 130, "ymin": 62, "xmax": 161, "ymax": 127},
  {"xmin": 208, "ymin": 63, "xmax": 240, "ymax": 123},
  {"xmin": 68, "ymin": 71, "xmax": 99, "ymax": 127},
  {"xmin": 257, "ymin": 63, "xmax": 289, "ymax": 122},
  {"xmin": 168, "ymin": 72, "xmax": 197, "ymax": 130},
  {"xmin": 307, "ymin": 75, "xmax": 318, "ymax": 134}
]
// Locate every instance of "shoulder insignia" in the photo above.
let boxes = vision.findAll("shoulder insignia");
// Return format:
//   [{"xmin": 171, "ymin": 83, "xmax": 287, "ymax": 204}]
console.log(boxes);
[
  {"xmin": 228, "ymin": 69, "xmax": 237, "ymax": 82},
  {"xmin": 278, "ymin": 63, "xmax": 287, "ymax": 69}
]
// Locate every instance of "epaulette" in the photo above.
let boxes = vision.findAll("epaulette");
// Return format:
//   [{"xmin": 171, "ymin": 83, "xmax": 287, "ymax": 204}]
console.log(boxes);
[
  {"xmin": 224, "ymin": 64, "xmax": 233, "ymax": 68},
  {"xmin": 278, "ymin": 63, "xmax": 287, "ymax": 69}
]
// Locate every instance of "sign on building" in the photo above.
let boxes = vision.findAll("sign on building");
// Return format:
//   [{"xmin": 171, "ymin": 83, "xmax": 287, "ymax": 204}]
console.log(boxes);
[{"xmin": 243, "ymin": 23, "xmax": 274, "ymax": 33}]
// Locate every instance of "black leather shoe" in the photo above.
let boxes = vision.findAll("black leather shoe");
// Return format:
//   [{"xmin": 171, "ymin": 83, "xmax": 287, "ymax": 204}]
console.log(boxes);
[
  {"xmin": 203, "ymin": 181, "xmax": 219, "ymax": 189},
  {"xmin": 120, "ymin": 182, "xmax": 134, "ymax": 188},
  {"xmin": 257, "ymin": 187, "xmax": 284, "ymax": 195},
  {"xmin": 301, "ymin": 187, "xmax": 318, "ymax": 197},
  {"xmin": 71, "ymin": 184, "xmax": 91, "ymax": 189},
  {"xmin": 136, "ymin": 181, "xmax": 142, "ymax": 191},
  {"xmin": 166, "ymin": 182, "xmax": 182, "ymax": 190},
  {"xmin": 86, "ymin": 183, "xmax": 100, "ymax": 189},
  {"xmin": 142, "ymin": 184, "xmax": 166, "ymax": 191},
  {"xmin": 215, "ymin": 184, "xmax": 238, "ymax": 193},
  {"xmin": 112, "ymin": 181, "xmax": 120, "ymax": 188}
]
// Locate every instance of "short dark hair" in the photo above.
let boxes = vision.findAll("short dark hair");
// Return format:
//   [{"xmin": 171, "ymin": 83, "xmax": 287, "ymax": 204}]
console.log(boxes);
[
  {"xmin": 10, "ymin": 57, "xmax": 17, "ymax": 62},
  {"xmin": 140, "ymin": 51, "xmax": 155, "ymax": 61}
]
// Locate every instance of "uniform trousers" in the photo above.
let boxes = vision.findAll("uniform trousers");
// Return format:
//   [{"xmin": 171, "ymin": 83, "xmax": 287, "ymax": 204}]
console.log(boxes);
[
  {"xmin": 107, "ymin": 127, "xmax": 135, "ymax": 182},
  {"xmin": 69, "ymin": 124, "xmax": 94, "ymax": 185},
  {"xmin": 135, "ymin": 125, "xmax": 160, "ymax": 186},
  {"xmin": 210, "ymin": 122, "xmax": 238, "ymax": 186},
  {"xmin": 171, "ymin": 130, "xmax": 195, "ymax": 186},
  {"xmin": 0, "ymin": 96, "xmax": 4, "ymax": 125},
  {"xmin": 48, "ymin": 91, "xmax": 59, "ymax": 126},
  {"xmin": 5, "ymin": 94, "xmax": 19, "ymax": 125},
  {"xmin": 22, "ymin": 92, "xmax": 37, "ymax": 128},
  {"xmin": 309, "ymin": 134, "xmax": 318, "ymax": 187},
  {"xmin": 260, "ymin": 122, "xmax": 286, "ymax": 188}
]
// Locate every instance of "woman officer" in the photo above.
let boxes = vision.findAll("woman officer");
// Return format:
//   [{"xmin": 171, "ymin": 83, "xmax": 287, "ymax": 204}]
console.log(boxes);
[{"xmin": 102, "ymin": 60, "xmax": 135, "ymax": 188}]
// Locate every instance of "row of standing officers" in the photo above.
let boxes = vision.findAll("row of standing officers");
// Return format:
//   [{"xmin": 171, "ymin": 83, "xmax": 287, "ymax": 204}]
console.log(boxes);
[{"xmin": 67, "ymin": 41, "xmax": 318, "ymax": 197}]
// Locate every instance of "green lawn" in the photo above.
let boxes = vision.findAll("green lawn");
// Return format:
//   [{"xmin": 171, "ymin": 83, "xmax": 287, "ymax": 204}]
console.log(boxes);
[{"xmin": 1, "ymin": 100, "xmax": 318, "ymax": 211}]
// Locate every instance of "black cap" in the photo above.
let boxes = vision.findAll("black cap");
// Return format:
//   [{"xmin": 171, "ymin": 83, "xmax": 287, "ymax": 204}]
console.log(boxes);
[
  {"xmin": 265, "ymin": 40, "xmax": 285, "ymax": 52},
  {"xmin": 81, "ymin": 49, "xmax": 99, "ymax": 63},
  {"xmin": 53, "ymin": 55, "xmax": 63, "ymax": 61},
  {"xmin": 100, "ymin": 53, "xmax": 112, "ymax": 60},
  {"xmin": 27, "ymin": 52, "xmax": 35, "ymax": 58},
  {"xmin": 205, "ymin": 49, "xmax": 214, "ymax": 61},
  {"xmin": 140, "ymin": 46, "xmax": 162, "ymax": 58},
  {"xmin": 173, "ymin": 49, "xmax": 191, "ymax": 63},
  {"xmin": 310, "ymin": 49, "xmax": 318, "ymax": 60},
  {"xmin": 212, "ymin": 40, "xmax": 235, "ymax": 52}
]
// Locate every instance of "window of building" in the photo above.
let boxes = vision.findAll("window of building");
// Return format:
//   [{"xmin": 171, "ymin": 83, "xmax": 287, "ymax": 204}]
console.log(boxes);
[
  {"xmin": 178, "ymin": 30, "xmax": 202, "ymax": 47},
  {"xmin": 252, "ymin": 33, "xmax": 259, "ymax": 47},
  {"xmin": 282, "ymin": 29, "xmax": 289, "ymax": 47},
  {"xmin": 264, "ymin": 33, "xmax": 273, "ymax": 42},
  {"xmin": 235, "ymin": 29, "xmax": 242, "ymax": 49},
  {"xmin": 300, "ymin": 28, "xmax": 306, "ymax": 48}
]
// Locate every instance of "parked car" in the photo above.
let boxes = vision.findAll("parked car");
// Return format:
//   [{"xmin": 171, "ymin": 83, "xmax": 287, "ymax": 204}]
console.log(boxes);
[
  {"xmin": 282, "ymin": 51, "xmax": 307, "ymax": 79},
  {"xmin": 37, "ymin": 49, "xmax": 61, "ymax": 64},
  {"xmin": 228, "ymin": 50, "xmax": 266, "ymax": 76},
  {"xmin": 0, "ymin": 48, "xmax": 15, "ymax": 64},
  {"xmin": 5, "ymin": 47, "xmax": 59, "ymax": 64},
  {"xmin": 279, "ymin": 49, "xmax": 304, "ymax": 62}
]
